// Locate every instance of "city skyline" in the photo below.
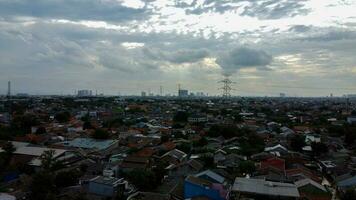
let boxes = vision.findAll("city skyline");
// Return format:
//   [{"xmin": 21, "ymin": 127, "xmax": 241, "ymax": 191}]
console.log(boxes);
[{"xmin": 1, "ymin": 0, "xmax": 356, "ymax": 96}]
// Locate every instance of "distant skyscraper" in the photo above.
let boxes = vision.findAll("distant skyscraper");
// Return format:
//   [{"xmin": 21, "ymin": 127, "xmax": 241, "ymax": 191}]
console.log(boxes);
[
  {"xmin": 280, "ymin": 93, "xmax": 286, "ymax": 98},
  {"xmin": 141, "ymin": 91, "xmax": 146, "ymax": 97},
  {"xmin": 77, "ymin": 90, "xmax": 92, "ymax": 97},
  {"xmin": 178, "ymin": 89, "xmax": 188, "ymax": 97},
  {"xmin": 7, "ymin": 81, "xmax": 11, "ymax": 97}
]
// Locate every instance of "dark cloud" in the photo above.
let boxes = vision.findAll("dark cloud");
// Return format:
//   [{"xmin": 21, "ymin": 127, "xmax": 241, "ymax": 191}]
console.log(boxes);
[
  {"xmin": 173, "ymin": 0, "xmax": 310, "ymax": 19},
  {"xmin": 299, "ymin": 30, "xmax": 356, "ymax": 42},
  {"xmin": 289, "ymin": 25, "xmax": 312, "ymax": 33},
  {"xmin": 0, "ymin": 0, "xmax": 150, "ymax": 22},
  {"xmin": 216, "ymin": 47, "xmax": 273, "ymax": 75},
  {"xmin": 241, "ymin": 0, "xmax": 310, "ymax": 20},
  {"xmin": 142, "ymin": 48, "xmax": 209, "ymax": 64}
]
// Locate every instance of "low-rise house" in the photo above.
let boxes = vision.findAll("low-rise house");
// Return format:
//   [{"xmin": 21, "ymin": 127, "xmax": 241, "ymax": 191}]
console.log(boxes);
[
  {"xmin": 58, "ymin": 138, "xmax": 118, "ymax": 155},
  {"xmin": 184, "ymin": 175, "xmax": 229, "ymax": 200},
  {"xmin": 295, "ymin": 178, "xmax": 331, "ymax": 200},
  {"xmin": 88, "ymin": 176, "xmax": 127, "ymax": 197},
  {"xmin": 160, "ymin": 149, "xmax": 187, "ymax": 165},
  {"xmin": 231, "ymin": 177, "xmax": 300, "ymax": 200},
  {"xmin": 347, "ymin": 115, "xmax": 356, "ymax": 124},
  {"xmin": 119, "ymin": 156, "xmax": 150, "ymax": 172},
  {"xmin": 336, "ymin": 174, "xmax": 356, "ymax": 190},
  {"xmin": 265, "ymin": 144, "xmax": 289, "ymax": 156}
]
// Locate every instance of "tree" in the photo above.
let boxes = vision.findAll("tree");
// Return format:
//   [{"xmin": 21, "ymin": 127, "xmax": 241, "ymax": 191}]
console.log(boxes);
[
  {"xmin": 40, "ymin": 150, "xmax": 62, "ymax": 171},
  {"xmin": 290, "ymin": 135, "xmax": 306, "ymax": 152},
  {"xmin": 238, "ymin": 161, "xmax": 256, "ymax": 175},
  {"xmin": 30, "ymin": 172, "xmax": 56, "ymax": 200},
  {"xmin": 177, "ymin": 142, "xmax": 192, "ymax": 154},
  {"xmin": 341, "ymin": 189, "xmax": 356, "ymax": 200},
  {"xmin": 126, "ymin": 169, "xmax": 157, "ymax": 190},
  {"xmin": 311, "ymin": 142, "xmax": 328, "ymax": 156},
  {"xmin": 55, "ymin": 111, "xmax": 71, "ymax": 123},
  {"xmin": 92, "ymin": 129, "xmax": 110, "ymax": 139},
  {"xmin": 35, "ymin": 126, "xmax": 47, "ymax": 135},
  {"xmin": 0, "ymin": 142, "xmax": 16, "ymax": 171},
  {"xmin": 55, "ymin": 169, "xmax": 81, "ymax": 188},
  {"xmin": 200, "ymin": 155, "xmax": 215, "ymax": 168},
  {"xmin": 173, "ymin": 111, "xmax": 189, "ymax": 123},
  {"xmin": 193, "ymin": 137, "xmax": 208, "ymax": 147}
]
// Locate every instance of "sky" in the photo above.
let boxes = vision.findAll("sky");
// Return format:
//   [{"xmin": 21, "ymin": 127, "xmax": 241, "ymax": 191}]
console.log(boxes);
[{"xmin": 1, "ymin": 0, "xmax": 356, "ymax": 97}]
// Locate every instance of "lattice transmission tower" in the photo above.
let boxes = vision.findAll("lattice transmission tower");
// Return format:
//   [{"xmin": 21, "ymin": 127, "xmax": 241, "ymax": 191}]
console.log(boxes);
[{"xmin": 219, "ymin": 76, "xmax": 235, "ymax": 98}]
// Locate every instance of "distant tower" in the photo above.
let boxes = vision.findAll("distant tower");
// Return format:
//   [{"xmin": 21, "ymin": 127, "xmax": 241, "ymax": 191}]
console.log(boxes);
[
  {"xmin": 7, "ymin": 81, "xmax": 11, "ymax": 97},
  {"xmin": 219, "ymin": 76, "xmax": 235, "ymax": 98},
  {"xmin": 160, "ymin": 86, "xmax": 163, "ymax": 96}
]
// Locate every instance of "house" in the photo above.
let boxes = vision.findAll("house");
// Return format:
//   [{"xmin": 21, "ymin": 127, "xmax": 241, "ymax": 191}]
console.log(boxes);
[
  {"xmin": 119, "ymin": 156, "xmax": 150, "ymax": 172},
  {"xmin": 337, "ymin": 174, "xmax": 356, "ymax": 190},
  {"xmin": 10, "ymin": 145, "xmax": 78, "ymax": 169},
  {"xmin": 295, "ymin": 178, "xmax": 331, "ymax": 200},
  {"xmin": 58, "ymin": 138, "xmax": 118, "ymax": 155},
  {"xmin": 188, "ymin": 115, "xmax": 207, "ymax": 123},
  {"xmin": 167, "ymin": 159, "xmax": 204, "ymax": 177},
  {"xmin": 260, "ymin": 157, "xmax": 286, "ymax": 172},
  {"xmin": 160, "ymin": 149, "xmax": 187, "ymax": 165},
  {"xmin": 231, "ymin": 178, "xmax": 300, "ymax": 200},
  {"xmin": 0, "ymin": 193, "xmax": 16, "ymax": 200},
  {"xmin": 195, "ymin": 170, "xmax": 227, "ymax": 185},
  {"xmin": 265, "ymin": 144, "xmax": 289, "ymax": 156},
  {"xmin": 184, "ymin": 176, "xmax": 229, "ymax": 200},
  {"xmin": 88, "ymin": 176, "xmax": 127, "ymax": 197},
  {"xmin": 214, "ymin": 149, "xmax": 227, "ymax": 164},
  {"xmin": 127, "ymin": 192, "xmax": 170, "ymax": 200},
  {"xmin": 347, "ymin": 116, "xmax": 356, "ymax": 124}
]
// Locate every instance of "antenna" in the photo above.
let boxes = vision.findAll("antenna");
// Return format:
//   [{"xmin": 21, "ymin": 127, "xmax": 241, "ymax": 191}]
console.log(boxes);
[{"xmin": 218, "ymin": 76, "xmax": 235, "ymax": 98}]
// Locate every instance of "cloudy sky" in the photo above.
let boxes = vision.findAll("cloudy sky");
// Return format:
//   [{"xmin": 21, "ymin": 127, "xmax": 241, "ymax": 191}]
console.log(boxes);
[{"xmin": 1, "ymin": 0, "xmax": 356, "ymax": 96}]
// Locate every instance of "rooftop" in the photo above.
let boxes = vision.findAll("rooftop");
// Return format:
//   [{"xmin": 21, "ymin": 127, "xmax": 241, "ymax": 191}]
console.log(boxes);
[
  {"xmin": 232, "ymin": 178, "xmax": 300, "ymax": 198},
  {"xmin": 60, "ymin": 138, "xmax": 117, "ymax": 150}
]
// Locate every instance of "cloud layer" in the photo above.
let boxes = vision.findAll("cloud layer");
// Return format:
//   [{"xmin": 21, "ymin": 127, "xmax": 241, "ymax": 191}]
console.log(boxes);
[{"xmin": 0, "ymin": 0, "xmax": 356, "ymax": 96}]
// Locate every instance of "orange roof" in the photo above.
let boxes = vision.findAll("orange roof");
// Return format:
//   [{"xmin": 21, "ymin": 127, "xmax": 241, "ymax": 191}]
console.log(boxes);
[
  {"xmin": 162, "ymin": 142, "xmax": 176, "ymax": 150},
  {"xmin": 134, "ymin": 147, "xmax": 155, "ymax": 157}
]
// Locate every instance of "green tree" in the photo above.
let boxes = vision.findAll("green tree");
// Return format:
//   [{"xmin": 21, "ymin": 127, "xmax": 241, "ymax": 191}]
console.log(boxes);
[
  {"xmin": 341, "ymin": 189, "xmax": 356, "ymax": 200},
  {"xmin": 40, "ymin": 150, "xmax": 62, "ymax": 171},
  {"xmin": 126, "ymin": 169, "xmax": 157, "ymax": 191},
  {"xmin": 173, "ymin": 111, "xmax": 189, "ymax": 123},
  {"xmin": 290, "ymin": 135, "xmax": 306, "ymax": 152},
  {"xmin": 55, "ymin": 170, "xmax": 81, "ymax": 188},
  {"xmin": 238, "ymin": 161, "xmax": 256, "ymax": 175},
  {"xmin": 30, "ymin": 172, "xmax": 56, "ymax": 200},
  {"xmin": 311, "ymin": 142, "xmax": 328, "ymax": 156},
  {"xmin": 92, "ymin": 129, "xmax": 110, "ymax": 139},
  {"xmin": 55, "ymin": 111, "xmax": 71, "ymax": 123},
  {"xmin": 35, "ymin": 126, "xmax": 47, "ymax": 135}
]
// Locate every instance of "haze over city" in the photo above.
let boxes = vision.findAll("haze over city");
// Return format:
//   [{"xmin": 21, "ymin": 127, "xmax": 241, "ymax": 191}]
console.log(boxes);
[{"xmin": 1, "ymin": 0, "xmax": 356, "ymax": 96}]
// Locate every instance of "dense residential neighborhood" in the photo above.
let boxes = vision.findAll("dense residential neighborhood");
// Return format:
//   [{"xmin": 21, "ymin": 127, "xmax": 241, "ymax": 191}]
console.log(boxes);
[{"xmin": 0, "ymin": 96, "xmax": 356, "ymax": 200}]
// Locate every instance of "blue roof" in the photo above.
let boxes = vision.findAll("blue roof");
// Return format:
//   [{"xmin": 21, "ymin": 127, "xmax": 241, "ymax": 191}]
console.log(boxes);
[
  {"xmin": 337, "ymin": 176, "xmax": 356, "ymax": 188},
  {"xmin": 62, "ymin": 138, "xmax": 117, "ymax": 150}
]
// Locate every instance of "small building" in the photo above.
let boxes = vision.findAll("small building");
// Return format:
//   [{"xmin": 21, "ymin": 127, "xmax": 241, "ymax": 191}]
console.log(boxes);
[
  {"xmin": 347, "ymin": 116, "xmax": 356, "ymax": 124},
  {"xmin": 184, "ymin": 176, "xmax": 229, "ymax": 200},
  {"xmin": 231, "ymin": 178, "xmax": 300, "ymax": 199},
  {"xmin": 88, "ymin": 176, "xmax": 126, "ymax": 197},
  {"xmin": 59, "ymin": 138, "xmax": 118, "ymax": 155}
]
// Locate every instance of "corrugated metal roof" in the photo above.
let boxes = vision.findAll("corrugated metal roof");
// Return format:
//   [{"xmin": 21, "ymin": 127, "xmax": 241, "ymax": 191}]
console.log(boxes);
[{"xmin": 232, "ymin": 178, "xmax": 300, "ymax": 198}]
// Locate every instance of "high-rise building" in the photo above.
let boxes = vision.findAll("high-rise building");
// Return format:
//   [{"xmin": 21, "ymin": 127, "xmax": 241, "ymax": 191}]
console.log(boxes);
[
  {"xmin": 178, "ymin": 89, "xmax": 188, "ymax": 97},
  {"xmin": 7, "ymin": 81, "xmax": 11, "ymax": 97},
  {"xmin": 280, "ymin": 93, "xmax": 286, "ymax": 98},
  {"xmin": 141, "ymin": 91, "xmax": 146, "ymax": 97},
  {"xmin": 77, "ymin": 90, "xmax": 92, "ymax": 97}
]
